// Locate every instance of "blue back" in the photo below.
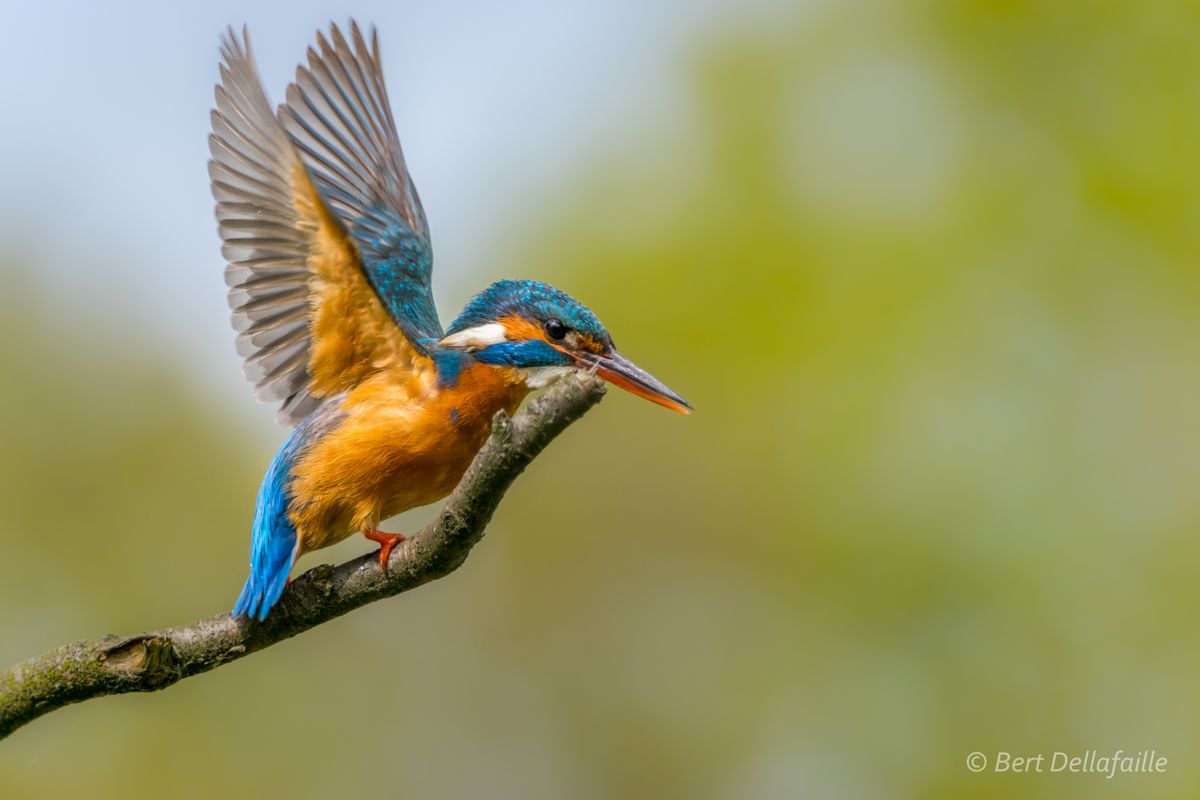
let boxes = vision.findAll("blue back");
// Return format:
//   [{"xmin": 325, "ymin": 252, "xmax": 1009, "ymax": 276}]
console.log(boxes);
[{"xmin": 351, "ymin": 205, "xmax": 443, "ymax": 349}]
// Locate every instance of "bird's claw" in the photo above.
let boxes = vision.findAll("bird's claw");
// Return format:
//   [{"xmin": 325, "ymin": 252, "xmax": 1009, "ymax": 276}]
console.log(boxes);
[{"xmin": 362, "ymin": 529, "xmax": 407, "ymax": 575}]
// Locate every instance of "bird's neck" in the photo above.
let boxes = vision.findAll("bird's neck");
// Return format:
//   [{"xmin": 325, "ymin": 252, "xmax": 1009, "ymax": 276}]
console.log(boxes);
[
  {"xmin": 431, "ymin": 344, "xmax": 572, "ymax": 393},
  {"xmin": 430, "ymin": 344, "xmax": 528, "ymax": 398},
  {"xmin": 423, "ymin": 350, "xmax": 530, "ymax": 427}
]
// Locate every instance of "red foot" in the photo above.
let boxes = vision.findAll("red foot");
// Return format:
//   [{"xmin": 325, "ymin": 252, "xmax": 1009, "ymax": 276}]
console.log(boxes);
[{"xmin": 363, "ymin": 529, "xmax": 407, "ymax": 573}]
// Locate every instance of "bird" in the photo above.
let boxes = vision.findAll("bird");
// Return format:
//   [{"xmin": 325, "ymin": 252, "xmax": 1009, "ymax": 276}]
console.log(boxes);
[{"xmin": 208, "ymin": 21, "xmax": 691, "ymax": 621}]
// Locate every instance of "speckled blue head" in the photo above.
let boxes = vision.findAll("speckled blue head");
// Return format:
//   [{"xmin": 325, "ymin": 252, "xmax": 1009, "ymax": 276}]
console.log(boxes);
[
  {"xmin": 439, "ymin": 278, "xmax": 692, "ymax": 413},
  {"xmin": 447, "ymin": 279, "xmax": 610, "ymax": 346}
]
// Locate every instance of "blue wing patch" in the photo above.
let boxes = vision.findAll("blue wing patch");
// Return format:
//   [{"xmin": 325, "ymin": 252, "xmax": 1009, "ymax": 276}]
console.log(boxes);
[{"xmin": 352, "ymin": 205, "xmax": 442, "ymax": 349}]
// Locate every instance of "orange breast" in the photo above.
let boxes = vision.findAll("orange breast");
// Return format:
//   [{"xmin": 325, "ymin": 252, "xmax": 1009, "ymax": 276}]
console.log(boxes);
[{"xmin": 287, "ymin": 361, "xmax": 530, "ymax": 554}]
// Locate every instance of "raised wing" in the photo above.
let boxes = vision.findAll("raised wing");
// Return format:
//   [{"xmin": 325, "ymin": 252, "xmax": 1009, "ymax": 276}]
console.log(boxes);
[
  {"xmin": 208, "ymin": 25, "xmax": 439, "ymax": 427},
  {"xmin": 280, "ymin": 22, "xmax": 442, "ymax": 354}
]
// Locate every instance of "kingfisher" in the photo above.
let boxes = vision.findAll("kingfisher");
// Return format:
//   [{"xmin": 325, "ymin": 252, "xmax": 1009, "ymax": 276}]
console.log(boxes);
[{"xmin": 209, "ymin": 22, "xmax": 690, "ymax": 621}]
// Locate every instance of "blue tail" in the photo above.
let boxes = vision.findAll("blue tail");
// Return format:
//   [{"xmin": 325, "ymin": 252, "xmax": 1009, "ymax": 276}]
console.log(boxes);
[
  {"xmin": 232, "ymin": 400, "xmax": 348, "ymax": 621},
  {"xmin": 229, "ymin": 431, "xmax": 304, "ymax": 618},
  {"xmin": 233, "ymin": 440, "xmax": 299, "ymax": 621}
]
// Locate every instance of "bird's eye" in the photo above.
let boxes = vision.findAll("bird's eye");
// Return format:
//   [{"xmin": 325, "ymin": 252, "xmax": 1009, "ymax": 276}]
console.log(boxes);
[{"xmin": 544, "ymin": 319, "xmax": 567, "ymax": 340}]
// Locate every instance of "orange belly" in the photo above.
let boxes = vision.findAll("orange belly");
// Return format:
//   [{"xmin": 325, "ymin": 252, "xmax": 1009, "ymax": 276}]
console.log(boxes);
[{"xmin": 287, "ymin": 362, "xmax": 529, "ymax": 554}]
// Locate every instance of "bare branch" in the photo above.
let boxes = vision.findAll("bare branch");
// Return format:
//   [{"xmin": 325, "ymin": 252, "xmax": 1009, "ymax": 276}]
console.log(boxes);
[{"xmin": 0, "ymin": 374, "xmax": 606, "ymax": 740}]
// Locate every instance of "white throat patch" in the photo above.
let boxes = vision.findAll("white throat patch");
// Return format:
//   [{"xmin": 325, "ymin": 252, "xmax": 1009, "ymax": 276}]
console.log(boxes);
[{"xmin": 520, "ymin": 366, "xmax": 574, "ymax": 388}]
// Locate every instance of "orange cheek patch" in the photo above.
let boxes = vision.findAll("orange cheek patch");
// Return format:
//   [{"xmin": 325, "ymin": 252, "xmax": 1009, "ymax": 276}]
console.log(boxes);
[
  {"xmin": 497, "ymin": 314, "xmax": 546, "ymax": 343},
  {"xmin": 572, "ymin": 332, "xmax": 605, "ymax": 354},
  {"xmin": 497, "ymin": 314, "xmax": 605, "ymax": 355}
]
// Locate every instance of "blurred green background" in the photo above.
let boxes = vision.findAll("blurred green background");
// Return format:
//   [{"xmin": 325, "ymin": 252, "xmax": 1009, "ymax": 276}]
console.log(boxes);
[{"xmin": 3, "ymin": 0, "xmax": 1200, "ymax": 797}]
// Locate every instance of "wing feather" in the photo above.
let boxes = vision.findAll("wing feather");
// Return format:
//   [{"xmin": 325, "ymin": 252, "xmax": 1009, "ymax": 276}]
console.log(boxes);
[
  {"xmin": 280, "ymin": 21, "xmax": 441, "ymax": 351},
  {"xmin": 209, "ymin": 25, "xmax": 425, "ymax": 427}
]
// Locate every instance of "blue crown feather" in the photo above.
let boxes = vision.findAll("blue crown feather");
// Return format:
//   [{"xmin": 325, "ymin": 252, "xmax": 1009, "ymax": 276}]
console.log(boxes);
[{"xmin": 448, "ymin": 279, "xmax": 608, "ymax": 342}]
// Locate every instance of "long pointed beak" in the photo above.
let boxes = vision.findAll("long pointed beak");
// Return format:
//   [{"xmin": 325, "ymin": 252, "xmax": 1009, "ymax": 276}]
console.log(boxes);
[{"xmin": 574, "ymin": 350, "xmax": 692, "ymax": 414}]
